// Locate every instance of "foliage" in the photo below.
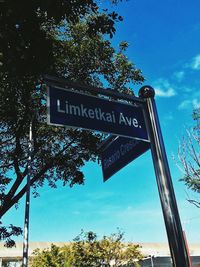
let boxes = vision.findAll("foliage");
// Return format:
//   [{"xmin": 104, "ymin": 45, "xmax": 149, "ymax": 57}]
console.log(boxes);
[
  {"xmin": 0, "ymin": 0, "xmax": 144, "ymax": 245},
  {"xmin": 30, "ymin": 244, "xmax": 69, "ymax": 267},
  {"xmin": 0, "ymin": 0, "xmax": 124, "ymax": 77},
  {"xmin": 178, "ymin": 108, "xmax": 200, "ymax": 208},
  {"xmin": 0, "ymin": 221, "xmax": 22, "ymax": 247},
  {"xmin": 30, "ymin": 230, "xmax": 143, "ymax": 267}
]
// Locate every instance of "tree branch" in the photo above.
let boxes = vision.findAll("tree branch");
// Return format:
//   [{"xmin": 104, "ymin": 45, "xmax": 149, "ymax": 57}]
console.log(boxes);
[
  {"xmin": 3, "ymin": 135, "xmax": 25, "ymax": 201},
  {"xmin": 0, "ymin": 162, "xmax": 52, "ymax": 217},
  {"xmin": 187, "ymin": 199, "xmax": 200, "ymax": 208},
  {"xmin": 0, "ymin": 136, "xmax": 15, "ymax": 146},
  {"xmin": 0, "ymin": 161, "xmax": 14, "ymax": 169},
  {"xmin": 0, "ymin": 135, "xmax": 78, "ymax": 217}
]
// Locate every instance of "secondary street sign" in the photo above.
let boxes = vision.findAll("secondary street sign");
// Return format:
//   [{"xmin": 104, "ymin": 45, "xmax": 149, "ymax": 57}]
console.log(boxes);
[
  {"xmin": 101, "ymin": 136, "xmax": 150, "ymax": 181},
  {"xmin": 47, "ymin": 85, "xmax": 149, "ymax": 141}
]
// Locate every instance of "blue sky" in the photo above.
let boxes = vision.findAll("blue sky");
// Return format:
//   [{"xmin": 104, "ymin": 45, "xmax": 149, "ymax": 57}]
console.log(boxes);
[{"xmin": 3, "ymin": 0, "xmax": 200, "ymax": 245}]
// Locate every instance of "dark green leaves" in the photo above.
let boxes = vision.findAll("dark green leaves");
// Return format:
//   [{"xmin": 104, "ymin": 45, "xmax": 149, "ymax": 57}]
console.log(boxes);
[
  {"xmin": 0, "ymin": 222, "xmax": 22, "ymax": 247},
  {"xmin": 0, "ymin": 0, "xmax": 144, "ymax": 247}
]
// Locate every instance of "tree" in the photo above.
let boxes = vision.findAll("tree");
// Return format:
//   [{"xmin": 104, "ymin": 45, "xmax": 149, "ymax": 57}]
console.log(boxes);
[
  {"xmin": 178, "ymin": 108, "xmax": 200, "ymax": 208},
  {"xmin": 0, "ymin": 0, "xmax": 123, "ymax": 77},
  {"xmin": 30, "ymin": 244, "xmax": 71, "ymax": 267},
  {"xmin": 0, "ymin": 0, "xmax": 144, "ymax": 245},
  {"xmin": 30, "ymin": 230, "xmax": 143, "ymax": 267}
]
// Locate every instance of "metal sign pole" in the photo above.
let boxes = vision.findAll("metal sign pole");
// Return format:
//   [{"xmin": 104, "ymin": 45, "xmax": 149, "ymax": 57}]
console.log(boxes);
[
  {"xmin": 22, "ymin": 121, "xmax": 32, "ymax": 267},
  {"xmin": 139, "ymin": 86, "xmax": 191, "ymax": 267},
  {"xmin": 150, "ymin": 255, "xmax": 154, "ymax": 267}
]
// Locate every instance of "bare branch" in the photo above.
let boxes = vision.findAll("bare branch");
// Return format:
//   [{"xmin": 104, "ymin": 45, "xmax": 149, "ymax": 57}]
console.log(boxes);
[
  {"xmin": 0, "ymin": 133, "xmax": 78, "ymax": 217},
  {"xmin": 187, "ymin": 199, "xmax": 200, "ymax": 208}
]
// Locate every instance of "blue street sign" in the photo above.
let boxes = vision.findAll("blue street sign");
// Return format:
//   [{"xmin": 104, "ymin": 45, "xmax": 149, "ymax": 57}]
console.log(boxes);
[
  {"xmin": 47, "ymin": 85, "xmax": 149, "ymax": 141},
  {"xmin": 101, "ymin": 136, "xmax": 150, "ymax": 181}
]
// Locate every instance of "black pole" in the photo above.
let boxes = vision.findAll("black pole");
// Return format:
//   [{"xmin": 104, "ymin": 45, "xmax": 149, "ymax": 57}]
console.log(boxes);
[
  {"xmin": 22, "ymin": 122, "xmax": 32, "ymax": 267},
  {"xmin": 139, "ymin": 86, "xmax": 191, "ymax": 267}
]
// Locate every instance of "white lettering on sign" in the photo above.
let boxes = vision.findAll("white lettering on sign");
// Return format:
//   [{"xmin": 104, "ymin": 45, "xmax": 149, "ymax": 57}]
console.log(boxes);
[
  {"xmin": 103, "ymin": 150, "xmax": 121, "ymax": 169},
  {"xmin": 103, "ymin": 139, "xmax": 139, "ymax": 170},
  {"xmin": 120, "ymin": 140, "xmax": 139, "ymax": 156},
  {"xmin": 56, "ymin": 99, "xmax": 141, "ymax": 128},
  {"xmin": 57, "ymin": 99, "xmax": 116, "ymax": 124},
  {"xmin": 119, "ymin": 113, "xmax": 139, "ymax": 127},
  {"xmin": 57, "ymin": 99, "xmax": 65, "ymax": 113}
]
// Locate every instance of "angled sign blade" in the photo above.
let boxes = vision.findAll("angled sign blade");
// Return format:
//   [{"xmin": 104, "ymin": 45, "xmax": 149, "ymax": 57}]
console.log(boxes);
[{"xmin": 101, "ymin": 136, "xmax": 150, "ymax": 181}]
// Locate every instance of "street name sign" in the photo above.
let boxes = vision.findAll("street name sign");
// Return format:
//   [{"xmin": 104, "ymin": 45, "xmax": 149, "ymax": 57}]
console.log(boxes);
[
  {"xmin": 45, "ymin": 78, "xmax": 191, "ymax": 266},
  {"xmin": 101, "ymin": 136, "xmax": 150, "ymax": 181},
  {"xmin": 47, "ymin": 85, "xmax": 149, "ymax": 141}
]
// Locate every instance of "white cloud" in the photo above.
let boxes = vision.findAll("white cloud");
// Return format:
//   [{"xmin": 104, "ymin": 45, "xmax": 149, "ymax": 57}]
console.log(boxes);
[
  {"xmin": 191, "ymin": 54, "xmax": 200, "ymax": 70},
  {"xmin": 162, "ymin": 113, "xmax": 174, "ymax": 125},
  {"xmin": 174, "ymin": 71, "xmax": 185, "ymax": 82},
  {"xmin": 116, "ymin": 205, "xmax": 162, "ymax": 220},
  {"xmin": 155, "ymin": 87, "xmax": 176, "ymax": 97},
  {"xmin": 153, "ymin": 78, "xmax": 177, "ymax": 98},
  {"xmin": 164, "ymin": 114, "xmax": 174, "ymax": 121},
  {"xmin": 178, "ymin": 98, "xmax": 200, "ymax": 110},
  {"xmin": 193, "ymin": 98, "xmax": 200, "ymax": 109},
  {"xmin": 181, "ymin": 86, "xmax": 193, "ymax": 93},
  {"xmin": 178, "ymin": 100, "xmax": 191, "ymax": 110}
]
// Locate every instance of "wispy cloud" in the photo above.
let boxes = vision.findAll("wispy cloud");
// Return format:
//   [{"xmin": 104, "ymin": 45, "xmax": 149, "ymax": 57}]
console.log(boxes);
[
  {"xmin": 164, "ymin": 113, "xmax": 174, "ymax": 121},
  {"xmin": 191, "ymin": 54, "xmax": 200, "ymax": 70},
  {"xmin": 86, "ymin": 191, "xmax": 115, "ymax": 200},
  {"xmin": 115, "ymin": 205, "xmax": 162, "ymax": 222},
  {"xmin": 155, "ymin": 88, "xmax": 176, "ymax": 97},
  {"xmin": 193, "ymin": 98, "xmax": 200, "ymax": 109},
  {"xmin": 177, "ymin": 84, "xmax": 200, "ymax": 110},
  {"xmin": 178, "ymin": 98, "xmax": 200, "ymax": 110},
  {"xmin": 173, "ymin": 71, "xmax": 185, "ymax": 82},
  {"xmin": 161, "ymin": 112, "xmax": 174, "ymax": 127},
  {"xmin": 178, "ymin": 100, "xmax": 191, "ymax": 110},
  {"xmin": 153, "ymin": 79, "xmax": 177, "ymax": 98}
]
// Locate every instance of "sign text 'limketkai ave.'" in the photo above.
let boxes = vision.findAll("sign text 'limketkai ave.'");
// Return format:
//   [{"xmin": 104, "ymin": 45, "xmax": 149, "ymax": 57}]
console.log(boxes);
[{"xmin": 48, "ymin": 86, "xmax": 149, "ymax": 141}]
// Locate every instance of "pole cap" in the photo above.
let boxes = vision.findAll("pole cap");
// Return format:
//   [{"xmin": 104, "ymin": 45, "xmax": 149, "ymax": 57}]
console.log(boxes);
[{"xmin": 139, "ymin": 85, "xmax": 155, "ymax": 98}]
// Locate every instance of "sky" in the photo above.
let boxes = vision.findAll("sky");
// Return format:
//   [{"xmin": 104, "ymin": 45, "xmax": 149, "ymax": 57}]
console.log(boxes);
[{"xmin": 3, "ymin": 0, "xmax": 200, "ymax": 247}]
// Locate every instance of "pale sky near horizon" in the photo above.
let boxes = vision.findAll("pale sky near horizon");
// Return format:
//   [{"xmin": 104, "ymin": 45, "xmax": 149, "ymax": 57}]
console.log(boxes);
[{"xmin": 2, "ymin": 0, "xmax": 200, "ymax": 246}]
